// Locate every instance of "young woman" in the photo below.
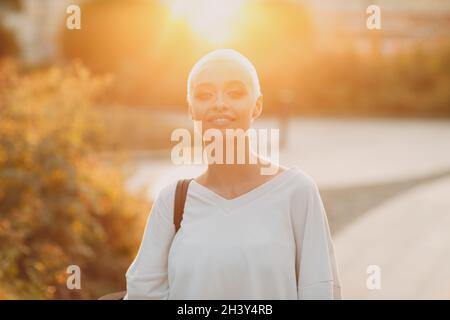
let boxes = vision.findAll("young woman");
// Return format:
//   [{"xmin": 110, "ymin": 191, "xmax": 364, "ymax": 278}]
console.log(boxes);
[{"xmin": 125, "ymin": 49, "xmax": 341, "ymax": 299}]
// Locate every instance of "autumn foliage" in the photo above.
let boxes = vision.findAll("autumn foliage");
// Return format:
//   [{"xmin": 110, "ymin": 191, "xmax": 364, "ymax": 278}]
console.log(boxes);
[{"xmin": 0, "ymin": 59, "xmax": 148, "ymax": 299}]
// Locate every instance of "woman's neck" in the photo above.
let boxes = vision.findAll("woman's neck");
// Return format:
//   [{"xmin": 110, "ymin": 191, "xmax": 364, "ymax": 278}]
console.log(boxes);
[{"xmin": 205, "ymin": 162, "xmax": 262, "ymax": 185}]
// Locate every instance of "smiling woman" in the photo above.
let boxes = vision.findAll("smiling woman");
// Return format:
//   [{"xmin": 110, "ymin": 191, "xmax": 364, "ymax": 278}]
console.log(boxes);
[{"xmin": 124, "ymin": 49, "xmax": 342, "ymax": 300}]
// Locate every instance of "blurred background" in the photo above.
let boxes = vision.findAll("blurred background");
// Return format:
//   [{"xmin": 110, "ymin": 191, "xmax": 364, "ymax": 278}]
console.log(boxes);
[{"xmin": 0, "ymin": 0, "xmax": 449, "ymax": 299}]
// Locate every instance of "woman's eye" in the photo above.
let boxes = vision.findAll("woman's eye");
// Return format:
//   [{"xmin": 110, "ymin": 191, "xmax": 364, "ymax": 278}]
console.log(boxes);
[
  {"xmin": 195, "ymin": 92, "xmax": 213, "ymax": 100},
  {"xmin": 228, "ymin": 90, "xmax": 245, "ymax": 98}
]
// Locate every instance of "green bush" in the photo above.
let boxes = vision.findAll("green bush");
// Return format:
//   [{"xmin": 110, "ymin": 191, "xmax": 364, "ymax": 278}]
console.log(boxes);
[{"xmin": 0, "ymin": 59, "xmax": 148, "ymax": 299}]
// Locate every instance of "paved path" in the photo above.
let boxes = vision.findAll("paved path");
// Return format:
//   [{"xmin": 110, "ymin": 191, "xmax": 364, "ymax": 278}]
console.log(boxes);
[
  {"xmin": 277, "ymin": 118, "xmax": 450, "ymax": 188},
  {"xmin": 334, "ymin": 176, "xmax": 450, "ymax": 299}
]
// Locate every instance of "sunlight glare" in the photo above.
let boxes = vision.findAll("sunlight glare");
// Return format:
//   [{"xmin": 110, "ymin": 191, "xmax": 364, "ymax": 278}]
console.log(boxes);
[{"xmin": 167, "ymin": 0, "xmax": 246, "ymax": 45}]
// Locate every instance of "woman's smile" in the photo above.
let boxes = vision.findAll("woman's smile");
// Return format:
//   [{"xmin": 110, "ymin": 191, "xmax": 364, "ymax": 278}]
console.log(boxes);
[{"xmin": 207, "ymin": 113, "xmax": 236, "ymax": 127}]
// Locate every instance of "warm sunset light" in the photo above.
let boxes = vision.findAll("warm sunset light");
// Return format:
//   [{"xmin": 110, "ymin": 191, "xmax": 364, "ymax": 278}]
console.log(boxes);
[
  {"xmin": 1, "ymin": 0, "xmax": 450, "ymax": 302},
  {"xmin": 167, "ymin": 0, "xmax": 246, "ymax": 45}
]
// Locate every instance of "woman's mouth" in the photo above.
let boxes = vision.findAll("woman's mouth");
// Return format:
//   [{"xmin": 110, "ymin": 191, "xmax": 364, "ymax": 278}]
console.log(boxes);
[{"xmin": 207, "ymin": 114, "xmax": 235, "ymax": 126}]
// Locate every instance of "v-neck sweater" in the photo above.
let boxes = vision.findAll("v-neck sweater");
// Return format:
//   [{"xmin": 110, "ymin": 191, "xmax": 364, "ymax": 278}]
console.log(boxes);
[{"xmin": 125, "ymin": 167, "xmax": 341, "ymax": 299}]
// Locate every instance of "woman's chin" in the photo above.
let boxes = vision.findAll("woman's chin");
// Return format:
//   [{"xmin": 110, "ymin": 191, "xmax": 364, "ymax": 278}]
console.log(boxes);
[{"xmin": 204, "ymin": 122, "xmax": 235, "ymax": 132}]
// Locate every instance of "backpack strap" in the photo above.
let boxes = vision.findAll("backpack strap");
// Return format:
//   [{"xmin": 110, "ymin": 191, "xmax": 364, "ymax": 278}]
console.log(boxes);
[{"xmin": 174, "ymin": 179, "xmax": 193, "ymax": 233}]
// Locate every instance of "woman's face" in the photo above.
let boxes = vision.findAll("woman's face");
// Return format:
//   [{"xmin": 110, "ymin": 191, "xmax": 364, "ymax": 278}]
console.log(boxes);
[{"xmin": 188, "ymin": 59, "xmax": 263, "ymax": 134}]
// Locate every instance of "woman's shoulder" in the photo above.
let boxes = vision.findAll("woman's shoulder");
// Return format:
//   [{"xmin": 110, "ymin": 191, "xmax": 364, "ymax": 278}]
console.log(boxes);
[
  {"xmin": 283, "ymin": 165, "xmax": 320, "ymax": 191},
  {"xmin": 150, "ymin": 180, "xmax": 179, "ymax": 220}
]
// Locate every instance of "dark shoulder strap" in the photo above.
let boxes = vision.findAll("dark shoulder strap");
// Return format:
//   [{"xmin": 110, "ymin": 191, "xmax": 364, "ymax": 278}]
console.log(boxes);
[{"xmin": 174, "ymin": 179, "xmax": 193, "ymax": 233}]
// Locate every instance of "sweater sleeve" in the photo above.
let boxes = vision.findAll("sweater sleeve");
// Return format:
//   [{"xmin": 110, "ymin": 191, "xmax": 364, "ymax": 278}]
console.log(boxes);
[
  {"xmin": 124, "ymin": 184, "xmax": 176, "ymax": 300},
  {"xmin": 293, "ymin": 177, "xmax": 342, "ymax": 300}
]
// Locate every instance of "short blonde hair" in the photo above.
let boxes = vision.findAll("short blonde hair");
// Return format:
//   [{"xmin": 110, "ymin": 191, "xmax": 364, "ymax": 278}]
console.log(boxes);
[{"xmin": 187, "ymin": 49, "xmax": 262, "ymax": 104}]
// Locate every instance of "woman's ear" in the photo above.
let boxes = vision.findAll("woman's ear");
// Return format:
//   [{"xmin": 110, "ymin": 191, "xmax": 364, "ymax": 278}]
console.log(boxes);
[
  {"xmin": 252, "ymin": 95, "xmax": 263, "ymax": 120},
  {"xmin": 188, "ymin": 100, "xmax": 195, "ymax": 120}
]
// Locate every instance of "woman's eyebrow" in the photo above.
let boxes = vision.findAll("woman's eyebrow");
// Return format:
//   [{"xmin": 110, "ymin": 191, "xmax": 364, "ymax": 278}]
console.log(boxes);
[
  {"xmin": 194, "ymin": 80, "xmax": 248, "ymax": 91},
  {"xmin": 193, "ymin": 83, "xmax": 214, "ymax": 91},
  {"xmin": 224, "ymin": 80, "xmax": 246, "ymax": 88}
]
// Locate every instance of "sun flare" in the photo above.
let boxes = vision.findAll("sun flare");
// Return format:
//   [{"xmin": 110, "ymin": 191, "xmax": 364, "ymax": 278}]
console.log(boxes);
[{"xmin": 167, "ymin": 0, "xmax": 246, "ymax": 45}]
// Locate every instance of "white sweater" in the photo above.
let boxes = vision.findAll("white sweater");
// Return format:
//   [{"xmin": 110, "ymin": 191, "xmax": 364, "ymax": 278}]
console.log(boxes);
[{"xmin": 125, "ymin": 167, "xmax": 341, "ymax": 299}]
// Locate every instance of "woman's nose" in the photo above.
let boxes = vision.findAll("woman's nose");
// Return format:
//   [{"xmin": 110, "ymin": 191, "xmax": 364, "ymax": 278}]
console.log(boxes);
[{"xmin": 212, "ymin": 93, "xmax": 228, "ymax": 111}]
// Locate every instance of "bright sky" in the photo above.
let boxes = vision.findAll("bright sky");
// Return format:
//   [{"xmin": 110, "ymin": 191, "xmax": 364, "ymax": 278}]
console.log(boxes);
[{"xmin": 165, "ymin": 0, "xmax": 247, "ymax": 45}]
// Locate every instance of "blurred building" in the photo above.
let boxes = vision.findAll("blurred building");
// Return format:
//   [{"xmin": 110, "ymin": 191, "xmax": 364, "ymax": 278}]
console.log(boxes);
[
  {"xmin": 1, "ymin": 0, "xmax": 450, "ymax": 65},
  {"xmin": 2, "ymin": 0, "xmax": 77, "ymax": 64},
  {"xmin": 303, "ymin": 0, "xmax": 450, "ymax": 54}
]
